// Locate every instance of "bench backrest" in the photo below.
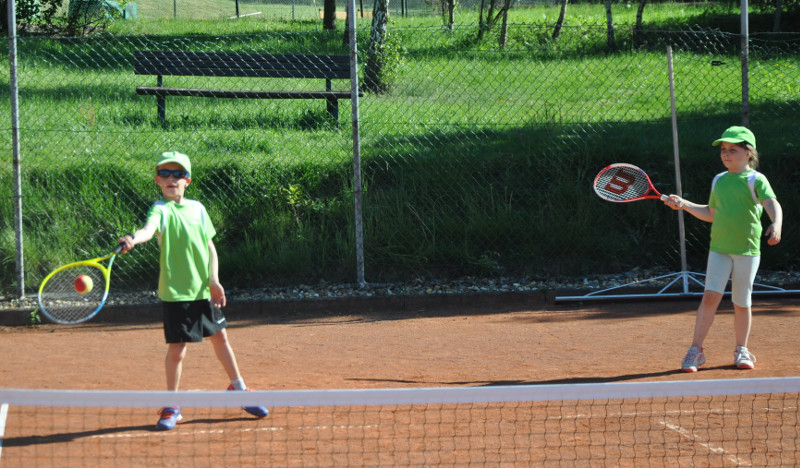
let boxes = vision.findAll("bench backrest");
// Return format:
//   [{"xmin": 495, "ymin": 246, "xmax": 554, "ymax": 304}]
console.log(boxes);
[{"xmin": 134, "ymin": 50, "xmax": 351, "ymax": 80}]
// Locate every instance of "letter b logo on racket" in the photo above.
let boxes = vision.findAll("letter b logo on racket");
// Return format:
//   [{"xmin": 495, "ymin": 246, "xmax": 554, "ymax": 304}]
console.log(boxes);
[
  {"xmin": 604, "ymin": 168, "xmax": 637, "ymax": 195},
  {"xmin": 593, "ymin": 163, "xmax": 667, "ymax": 203}
]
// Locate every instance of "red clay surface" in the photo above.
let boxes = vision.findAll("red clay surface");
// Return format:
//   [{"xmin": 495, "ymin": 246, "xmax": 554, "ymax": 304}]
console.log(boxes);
[
  {"xmin": 1, "ymin": 295, "xmax": 799, "ymax": 466},
  {"xmin": 3, "ymin": 296, "xmax": 800, "ymax": 390}
]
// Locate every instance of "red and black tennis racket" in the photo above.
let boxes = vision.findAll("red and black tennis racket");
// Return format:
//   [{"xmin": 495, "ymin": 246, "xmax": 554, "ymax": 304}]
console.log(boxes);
[{"xmin": 593, "ymin": 163, "xmax": 668, "ymax": 203}]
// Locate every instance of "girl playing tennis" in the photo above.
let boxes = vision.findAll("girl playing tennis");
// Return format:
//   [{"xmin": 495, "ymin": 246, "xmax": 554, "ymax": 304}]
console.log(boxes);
[{"xmin": 663, "ymin": 126, "xmax": 783, "ymax": 372}]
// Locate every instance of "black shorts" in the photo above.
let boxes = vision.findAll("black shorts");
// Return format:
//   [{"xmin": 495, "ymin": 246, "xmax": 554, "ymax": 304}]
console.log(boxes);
[{"xmin": 162, "ymin": 300, "xmax": 227, "ymax": 343}]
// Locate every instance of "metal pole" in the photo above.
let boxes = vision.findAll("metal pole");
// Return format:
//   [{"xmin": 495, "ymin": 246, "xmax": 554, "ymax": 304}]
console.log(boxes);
[
  {"xmin": 667, "ymin": 45, "xmax": 689, "ymax": 292},
  {"xmin": 347, "ymin": 0, "xmax": 366, "ymax": 287},
  {"xmin": 741, "ymin": 0, "xmax": 750, "ymax": 126},
  {"xmin": 8, "ymin": 0, "xmax": 25, "ymax": 297}
]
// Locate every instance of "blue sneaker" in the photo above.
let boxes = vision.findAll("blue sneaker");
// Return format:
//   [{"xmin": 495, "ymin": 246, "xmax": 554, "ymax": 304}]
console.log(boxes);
[
  {"xmin": 227, "ymin": 385, "xmax": 269, "ymax": 418},
  {"xmin": 156, "ymin": 407, "xmax": 182, "ymax": 431}
]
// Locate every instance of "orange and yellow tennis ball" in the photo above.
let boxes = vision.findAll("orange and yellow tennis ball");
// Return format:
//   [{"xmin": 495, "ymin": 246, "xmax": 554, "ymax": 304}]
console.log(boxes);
[{"xmin": 74, "ymin": 275, "xmax": 94, "ymax": 294}]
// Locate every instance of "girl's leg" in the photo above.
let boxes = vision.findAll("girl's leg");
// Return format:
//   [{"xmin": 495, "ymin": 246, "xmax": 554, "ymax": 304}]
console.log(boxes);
[
  {"xmin": 165, "ymin": 342, "xmax": 187, "ymax": 391},
  {"xmin": 733, "ymin": 304, "xmax": 752, "ymax": 348},
  {"xmin": 730, "ymin": 253, "xmax": 759, "ymax": 349},
  {"xmin": 693, "ymin": 251, "xmax": 736, "ymax": 348},
  {"xmin": 691, "ymin": 290, "xmax": 724, "ymax": 348}
]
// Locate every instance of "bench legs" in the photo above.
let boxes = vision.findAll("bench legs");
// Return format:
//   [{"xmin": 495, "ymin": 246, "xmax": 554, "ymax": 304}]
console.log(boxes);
[
  {"xmin": 152, "ymin": 97, "xmax": 339, "ymax": 128},
  {"xmin": 326, "ymin": 97, "xmax": 339, "ymax": 126},
  {"xmin": 156, "ymin": 75, "xmax": 166, "ymax": 129},
  {"xmin": 157, "ymin": 95, "xmax": 166, "ymax": 129}
]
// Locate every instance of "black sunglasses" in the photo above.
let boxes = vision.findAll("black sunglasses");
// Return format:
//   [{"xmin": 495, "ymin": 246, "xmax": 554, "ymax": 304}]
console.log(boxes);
[{"xmin": 156, "ymin": 169, "xmax": 189, "ymax": 179}]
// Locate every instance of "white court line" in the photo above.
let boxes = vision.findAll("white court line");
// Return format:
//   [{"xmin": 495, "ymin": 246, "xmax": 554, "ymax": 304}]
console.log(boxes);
[
  {"xmin": 660, "ymin": 420, "xmax": 751, "ymax": 467},
  {"xmin": 0, "ymin": 403, "xmax": 9, "ymax": 462},
  {"xmin": 91, "ymin": 423, "xmax": 381, "ymax": 440}
]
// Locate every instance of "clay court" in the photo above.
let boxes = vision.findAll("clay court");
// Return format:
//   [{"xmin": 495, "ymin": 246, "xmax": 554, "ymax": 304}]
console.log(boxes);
[{"xmin": 2, "ymin": 293, "xmax": 800, "ymax": 466}]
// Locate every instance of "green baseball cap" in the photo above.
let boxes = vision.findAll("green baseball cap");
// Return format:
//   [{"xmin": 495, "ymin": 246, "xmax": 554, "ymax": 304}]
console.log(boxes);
[
  {"xmin": 157, "ymin": 151, "xmax": 191, "ymax": 175},
  {"xmin": 712, "ymin": 126, "xmax": 756, "ymax": 149}
]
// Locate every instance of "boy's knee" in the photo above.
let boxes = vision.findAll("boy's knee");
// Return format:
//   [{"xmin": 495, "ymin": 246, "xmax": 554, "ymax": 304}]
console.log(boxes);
[
  {"xmin": 210, "ymin": 329, "xmax": 228, "ymax": 343},
  {"xmin": 166, "ymin": 343, "xmax": 186, "ymax": 360}
]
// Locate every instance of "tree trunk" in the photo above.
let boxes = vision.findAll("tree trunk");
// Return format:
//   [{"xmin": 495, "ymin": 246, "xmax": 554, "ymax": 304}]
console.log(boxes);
[
  {"xmin": 605, "ymin": 0, "xmax": 616, "ymax": 53},
  {"xmin": 478, "ymin": 0, "xmax": 512, "ymax": 42},
  {"xmin": 477, "ymin": 0, "xmax": 486, "ymax": 40},
  {"xmin": 499, "ymin": 7, "xmax": 508, "ymax": 48},
  {"xmin": 440, "ymin": 0, "xmax": 455, "ymax": 30},
  {"xmin": 364, "ymin": 0, "xmax": 390, "ymax": 93},
  {"xmin": 634, "ymin": 0, "xmax": 646, "ymax": 48},
  {"xmin": 342, "ymin": 2, "xmax": 349, "ymax": 45},
  {"xmin": 323, "ymin": 0, "xmax": 336, "ymax": 30},
  {"xmin": 552, "ymin": 0, "xmax": 568, "ymax": 40},
  {"xmin": 447, "ymin": 0, "xmax": 455, "ymax": 30},
  {"xmin": 773, "ymin": 0, "xmax": 783, "ymax": 32}
]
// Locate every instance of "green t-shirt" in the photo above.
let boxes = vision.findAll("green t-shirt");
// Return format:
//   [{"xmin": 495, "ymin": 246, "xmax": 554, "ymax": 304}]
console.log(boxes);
[
  {"xmin": 708, "ymin": 170, "xmax": 775, "ymax": 256},
  {"xmin": 146, "ymin": 199, "xmax": 216, "ymax": 302}
]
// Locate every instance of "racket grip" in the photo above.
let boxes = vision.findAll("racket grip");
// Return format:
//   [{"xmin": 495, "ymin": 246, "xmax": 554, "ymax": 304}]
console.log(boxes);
[
  {"xmin": 661, "ymin": 194, "xmax": 686, "ymax": 208},
  {"xmin": 113, "ymin": 233, "xmax": 135, "ymax": 254}
]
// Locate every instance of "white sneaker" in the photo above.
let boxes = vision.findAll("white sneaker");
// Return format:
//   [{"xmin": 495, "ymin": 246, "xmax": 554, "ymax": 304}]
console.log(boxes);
[
  {"xmin": 734, "ymin": 346, "xmax": 756, "ymax": 369},
  {"xmin": 681, "ymin": 346, "xmax": 705, "ymax": 372}
]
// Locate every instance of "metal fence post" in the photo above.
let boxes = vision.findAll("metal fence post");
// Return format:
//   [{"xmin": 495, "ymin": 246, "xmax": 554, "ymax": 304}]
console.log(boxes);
[
  {"xmin": 348, "ymin": 0, "xmax": 366, "ymax": 288},
  {"xmin": 8, "ymin": 0, "xmax": 25, "ymax": 298}
]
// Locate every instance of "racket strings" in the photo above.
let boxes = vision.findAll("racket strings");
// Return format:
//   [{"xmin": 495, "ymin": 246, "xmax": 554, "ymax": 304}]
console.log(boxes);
[
  {"xmin": 594, "ymin": 167, "xmax": 652, "ymax": 201},
  {"xmin": 39, "ymin": 266, "xmax": 106, "ymax": 324}
]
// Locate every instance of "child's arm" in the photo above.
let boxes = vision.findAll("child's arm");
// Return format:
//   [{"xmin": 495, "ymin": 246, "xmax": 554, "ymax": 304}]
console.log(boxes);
[
  {"xmin": 118, "ymin": 221, "xmax": 158, "ymax": 254},
  {"xmin": 208, "ymin": 239, "xmax": 226, "ymax": 308},
  {"xmin": 762, "ymin": 197, "xmax": 783, "ymax": 246},
  {"xmin": 663, "ymin": 195, "xmax": 714, "ymax": 223}
]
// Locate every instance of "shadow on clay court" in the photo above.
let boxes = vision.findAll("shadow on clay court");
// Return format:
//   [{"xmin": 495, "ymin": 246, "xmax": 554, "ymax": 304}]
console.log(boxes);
[
  {"xmin": 1, "ymin": 416, "xmax": 259, "ymax": 447},
  {"xmin": 347, "ymin": 365, "xmax": 744, "ymax": 387},
  {"xmin": 1, "ymin": 425, "xmax": 154, "ymax": 447}
]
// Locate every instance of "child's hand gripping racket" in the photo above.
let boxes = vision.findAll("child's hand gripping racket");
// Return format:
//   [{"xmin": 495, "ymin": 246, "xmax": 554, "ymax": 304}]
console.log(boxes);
[
  {"xmin": 37, "ymin": 243, "xmax": 124, "ymax": 325},
  {"xmin": 593, "ymin": 163, "xmax": 674, "ymax": 203}
]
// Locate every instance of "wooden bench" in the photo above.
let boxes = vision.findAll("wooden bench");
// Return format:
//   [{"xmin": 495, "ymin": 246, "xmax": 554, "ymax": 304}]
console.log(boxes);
[{"xmin": 134, "ymin": 50, "xmax": 359, "ymax": 128}]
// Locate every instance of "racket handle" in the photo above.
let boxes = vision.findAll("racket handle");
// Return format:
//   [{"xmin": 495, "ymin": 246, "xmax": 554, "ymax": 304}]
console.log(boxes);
[
  {"xmin": 661, "ymin": 194, "xmax": 686, "ymax": 208},
  {"xmin": 113, "ymin": 233, "xmax": 134, "ymax": 254}
]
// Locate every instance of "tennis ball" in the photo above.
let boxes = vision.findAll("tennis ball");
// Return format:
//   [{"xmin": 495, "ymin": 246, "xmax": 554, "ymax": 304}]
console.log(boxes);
[{"xmin": 74, "ymin": 275, "xmax": 94, "ymax": 294}]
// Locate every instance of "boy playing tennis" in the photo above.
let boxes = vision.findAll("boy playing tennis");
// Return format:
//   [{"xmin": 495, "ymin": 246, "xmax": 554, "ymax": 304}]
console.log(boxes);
[
  {"xmin": 119, "ymin": 151, "xmax": 268, "ymax": 430},
  {"xmin": 664, "ymin": 127, "xmax": 783, "ymax": 372}
]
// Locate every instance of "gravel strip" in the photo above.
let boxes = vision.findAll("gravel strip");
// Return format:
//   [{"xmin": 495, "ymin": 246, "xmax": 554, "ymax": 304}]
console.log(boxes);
[{"xmin": 3, "ymin": 268, "xmax": 798, "ymax": 312}]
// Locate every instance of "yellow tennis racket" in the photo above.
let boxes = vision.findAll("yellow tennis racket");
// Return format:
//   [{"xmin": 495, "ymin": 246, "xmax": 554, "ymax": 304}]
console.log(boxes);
[{"xmin": 37, "ymin": 243, "xmax": 124, "ymax": 324}]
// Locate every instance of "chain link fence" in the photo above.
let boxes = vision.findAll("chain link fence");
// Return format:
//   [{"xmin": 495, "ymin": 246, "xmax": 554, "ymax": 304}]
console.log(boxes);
[{"xmin": 3, "ymin": 20, "xmax": 800, "ymax": 297}]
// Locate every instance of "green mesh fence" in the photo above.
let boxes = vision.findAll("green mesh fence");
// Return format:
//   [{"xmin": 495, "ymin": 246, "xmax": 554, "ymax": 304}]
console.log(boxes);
[{"xmin": 2, "ymin": 21, "xmax": 799, "ymax": 297}]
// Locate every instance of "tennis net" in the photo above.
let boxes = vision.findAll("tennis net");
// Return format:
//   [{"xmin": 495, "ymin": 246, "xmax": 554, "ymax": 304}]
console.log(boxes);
[{"xmin": 1, "ymin": 377, "xmax": 799, "ymax": 467}]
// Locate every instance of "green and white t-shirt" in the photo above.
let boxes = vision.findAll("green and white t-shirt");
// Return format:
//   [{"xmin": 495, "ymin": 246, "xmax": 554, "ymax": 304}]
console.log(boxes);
[
  {"xmin": 146, "ymin": 199, "xmax": 216, "ymax": 302},
  {"xmin": 708, "ymin": 170, "xmax": 775, "ymax": 256}
]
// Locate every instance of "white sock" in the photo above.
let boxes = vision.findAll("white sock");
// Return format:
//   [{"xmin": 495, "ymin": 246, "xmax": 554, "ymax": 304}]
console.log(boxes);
[{"xmin": 230, "ymin": 378, "xmax": 246, "ymax": 391}]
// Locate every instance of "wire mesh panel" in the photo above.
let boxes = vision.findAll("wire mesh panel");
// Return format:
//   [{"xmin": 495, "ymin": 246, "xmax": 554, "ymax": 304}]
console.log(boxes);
[{"xmin": 3, "ymin": 22, "xmax": 800, "ymax": 297}]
